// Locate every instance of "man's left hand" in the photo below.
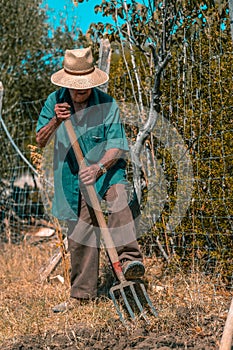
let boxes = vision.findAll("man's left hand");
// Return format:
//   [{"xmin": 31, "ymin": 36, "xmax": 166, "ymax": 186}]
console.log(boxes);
[{"xmin": 79, "ymin": 164, "xmax": 100, "ymax": 185}]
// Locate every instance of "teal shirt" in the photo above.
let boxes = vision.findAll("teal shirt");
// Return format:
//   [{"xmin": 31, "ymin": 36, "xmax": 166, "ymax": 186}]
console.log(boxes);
[{"xmin": 37, "ymin": 87, "xmax": 129, "ymax": 220}]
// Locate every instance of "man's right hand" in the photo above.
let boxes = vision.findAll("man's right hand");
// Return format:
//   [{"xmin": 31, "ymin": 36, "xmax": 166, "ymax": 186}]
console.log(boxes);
[
  {"xmin": 36, "ymin": 102, "xmax": 71, "ymax": 148},
  {"xmin": 54, "ymin": 102, "xmax": 71, "ymax": 122}
]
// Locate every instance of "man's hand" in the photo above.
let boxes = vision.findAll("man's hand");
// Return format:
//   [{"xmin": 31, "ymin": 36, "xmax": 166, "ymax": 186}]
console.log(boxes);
[
  {"xmin": 36, "ymin": 102, "xmax": 71, "ymax": 148},
  {"xmin": 79, "ymin": 164, "xmax": 100, "ymax": 185},
  {"xmin": 78, "ymin": 148, "xmax": 124, "ymax": 185},
  {"xmin": 54, "ymin": 102, "xmax": 71, "ymax": 122}
]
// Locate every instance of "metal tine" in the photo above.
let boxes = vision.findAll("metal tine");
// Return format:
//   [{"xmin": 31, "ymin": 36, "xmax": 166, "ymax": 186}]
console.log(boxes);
[
  {"xmin": 139, "ymin": 282, "xmax": 158, "ymax": 317},
  {"xmin": 109, "ymin": 288, "xmax": 126, "ymax": 324},
  {"xmin": 109, "ymin": 284, "xmax": 136, "ymax": 323},
  {"xmin": 119, "ymin": 284, "xmax": 136, "ymax": 320},
  {"xmin": 129, "ymin": 283, "xmax": 149, "ymax": 323},
  {"xmin": 110, "ymin": 281, "xmax": 158, "ymax": 324},
  {"xmin": 110, "ymin": 283, "xmax": 137, "ymax": 321}
]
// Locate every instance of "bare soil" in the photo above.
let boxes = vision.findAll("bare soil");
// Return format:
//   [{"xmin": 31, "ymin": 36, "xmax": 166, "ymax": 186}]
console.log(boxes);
[
  {"xmin": 0, "ymin": 241, "xmax": 231, "ymax": 349},
  {"xmin": 0, "ymin": 326, "xmax": 221, "ymax": 349}
]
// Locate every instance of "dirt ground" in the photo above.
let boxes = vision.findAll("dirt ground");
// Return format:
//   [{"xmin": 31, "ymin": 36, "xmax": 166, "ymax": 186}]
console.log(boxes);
[
  {"xmin": 0, "ymin": 242, "xmax": 231, "ymax": 349},
  {"xmin": 0, "ymin": 325, "xmax": 222, "ymax": 350}
]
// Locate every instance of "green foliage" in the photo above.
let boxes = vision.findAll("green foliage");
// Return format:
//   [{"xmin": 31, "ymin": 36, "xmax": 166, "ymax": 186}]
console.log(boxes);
[
  {"xmin": 1, "ymin": 0, "xmax": 49, "ymax": 106},
  {"xmin": 0, "ymin": 0, "xmax": 90, "ymax": 112},
  {"xmin": 85, "ymin": 0, "xmax": 230, "ymax": 107}
]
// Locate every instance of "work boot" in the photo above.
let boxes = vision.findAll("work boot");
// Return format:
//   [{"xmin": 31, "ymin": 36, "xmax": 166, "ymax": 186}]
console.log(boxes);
[{"xmin": 122, "ymin": 260, "xmax": 145, "ymax": 280}]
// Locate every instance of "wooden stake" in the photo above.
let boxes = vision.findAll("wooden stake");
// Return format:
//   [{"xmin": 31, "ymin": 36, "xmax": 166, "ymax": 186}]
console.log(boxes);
[
  {"xmin": 39, "ymin": 237, "xmax": 68, "ymax": 283},
  {"xmin": 219, "ymin": 295, "xmax": 233, "ymax": 350},
  {"xmin": 98, "ymin": 38, "xmax": 111, "ymax": 93}
]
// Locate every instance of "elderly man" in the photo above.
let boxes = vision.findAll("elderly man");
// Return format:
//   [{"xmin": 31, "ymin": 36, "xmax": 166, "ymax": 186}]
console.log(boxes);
[{"xmin": 36, "ymin": 47, "xmax": 145, "ymax": 311}]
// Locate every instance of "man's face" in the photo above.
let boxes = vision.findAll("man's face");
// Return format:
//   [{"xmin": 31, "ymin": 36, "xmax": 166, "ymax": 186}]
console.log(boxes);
[{"xmin": 69, "ymin": 88, "xmax": 92, "ymax": 104}]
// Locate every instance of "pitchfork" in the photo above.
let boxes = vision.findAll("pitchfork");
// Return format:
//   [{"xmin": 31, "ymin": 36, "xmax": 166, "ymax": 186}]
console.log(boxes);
[{"xmin": 65, "ymin": 119, "xmax": 158, "ymax": 323}]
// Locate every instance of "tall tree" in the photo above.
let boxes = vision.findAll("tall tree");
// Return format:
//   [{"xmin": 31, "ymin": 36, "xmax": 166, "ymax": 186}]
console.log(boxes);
[
  {"xmin": 0, "ymin": 0, "xmax": 87, "ymax": 111},
  {"xmin": 0, "ymin": 0, "xmax": 50, "ymax": 108}
]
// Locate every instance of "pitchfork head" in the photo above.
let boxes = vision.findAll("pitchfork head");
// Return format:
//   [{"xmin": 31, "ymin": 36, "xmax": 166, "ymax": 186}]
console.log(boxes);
[{"xmin": 109, "ymin": 279, "xmax": 158, "ymax": 324}]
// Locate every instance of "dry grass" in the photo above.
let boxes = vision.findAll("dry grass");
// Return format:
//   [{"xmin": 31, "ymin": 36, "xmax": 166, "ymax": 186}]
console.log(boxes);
[
  {"xmin": 0, "ymin": 241, "xmax": 123, "ymax": 343},
  {"xmin": 0, "ymin": 240, "xmax": 230, "ymax": 348}
]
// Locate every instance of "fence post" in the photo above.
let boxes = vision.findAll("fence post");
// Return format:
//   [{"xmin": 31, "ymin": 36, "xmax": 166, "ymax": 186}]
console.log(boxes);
[
  {"xmin": 228, "ymin": 0, "xmax": 233, "ymax": 47},
  {"xmin": 98, "ymin": 38, "xmax": 111, "ymax": 93}
]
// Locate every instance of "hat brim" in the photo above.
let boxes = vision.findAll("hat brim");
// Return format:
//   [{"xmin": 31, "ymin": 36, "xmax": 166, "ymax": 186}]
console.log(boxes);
[{"xmin": 51, "ymin": 67, "xmax": 109, "ymax": 89}]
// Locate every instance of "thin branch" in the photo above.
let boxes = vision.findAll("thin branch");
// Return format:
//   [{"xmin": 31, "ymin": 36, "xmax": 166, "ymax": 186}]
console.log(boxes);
[
  {"xmin": 123, "ymin": 0, "xmax": 145, "ymax": 116},
  {"xmin": 115, "ymin": 7, "xmax": 140, "ymax": 114}
]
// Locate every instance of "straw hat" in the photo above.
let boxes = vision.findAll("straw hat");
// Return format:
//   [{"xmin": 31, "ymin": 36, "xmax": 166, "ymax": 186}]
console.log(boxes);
[{"xmin": 51, "ymin": 47, "xmax": 109, "ymax": 89}]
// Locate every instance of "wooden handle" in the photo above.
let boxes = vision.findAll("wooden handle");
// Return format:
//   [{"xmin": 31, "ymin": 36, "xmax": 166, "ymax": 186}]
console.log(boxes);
[
  {"xmin": 219, "ymin": 296, "xmax": 233, "ymax": 350},
  {"xmin": 64, "ymin": 119, "xmax": 125, "ymax": 282},
  {"xmin": 64, "ymin": 119, "xmax": 85, "ymax": 168}
]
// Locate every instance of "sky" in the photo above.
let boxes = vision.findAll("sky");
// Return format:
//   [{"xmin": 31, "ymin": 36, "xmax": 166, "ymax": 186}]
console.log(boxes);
[{"xmin": 43, "ymin": 0, "xmax": 111, "ymax": 33}]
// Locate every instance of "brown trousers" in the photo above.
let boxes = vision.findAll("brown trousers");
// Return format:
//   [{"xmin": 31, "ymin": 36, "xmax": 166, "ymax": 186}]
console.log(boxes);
[{"xmin": 67, "ymin": 184, "xmax": 143, "ymax": 299}]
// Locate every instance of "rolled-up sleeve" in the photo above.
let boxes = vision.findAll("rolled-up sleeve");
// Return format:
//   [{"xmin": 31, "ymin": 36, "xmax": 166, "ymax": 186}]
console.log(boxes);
[
  {"xmin": 104, "ymin": 100, "xmax": 129, "ymax": 152},
  {"xmin": 36, "ymin": 92, "xmax": 56, "ymax": 133}
]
